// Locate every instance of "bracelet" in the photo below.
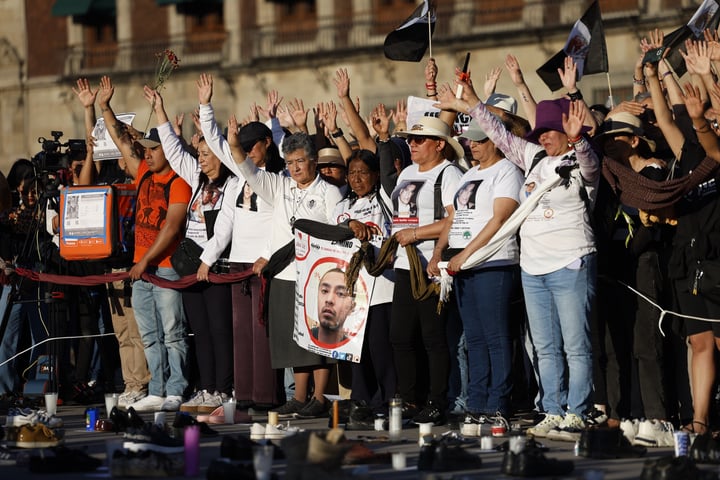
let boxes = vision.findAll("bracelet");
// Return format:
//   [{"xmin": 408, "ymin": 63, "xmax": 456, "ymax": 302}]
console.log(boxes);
[
  {"xmin": 633, "ymin": 77, "xmax": 646, "ymax": 85},
  {"xmin": 425, "ymin": 82, "xmax": 437, "ymax": 89},
  {"xmin": 331, "ymin": 128, "xmax": 344, "ymax": 138},
  {"xmin": 661, "ymin": 71, "xmax": 673, "ymax": 79},
  {"xmin": 567, "ymin": 90, "xmax": 583, "ymax": 101},
  {"xmin": 567, "ymin": 135, "xmax": 584, "ymax": 147},
  {"xmin": 413, "ymin": 228, "xmax": 418, "ymax": 242},
  {"xmin": 693, "ymin": 122, "xmax": 711, "ymax": 133},
  {"xmin": 426, "ymin": 92, "xmax": 437, "ymax": 97}
]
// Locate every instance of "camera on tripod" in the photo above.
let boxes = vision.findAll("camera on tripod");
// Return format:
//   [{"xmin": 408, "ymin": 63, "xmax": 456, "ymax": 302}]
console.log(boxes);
[{"xmin": 32, "ymin": 131, "xmax": 86, "ymax": 193}]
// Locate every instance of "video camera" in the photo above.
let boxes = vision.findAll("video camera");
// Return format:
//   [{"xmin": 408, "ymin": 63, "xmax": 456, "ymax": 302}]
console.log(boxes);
[{"xmin": 32, "ymin": 131, "xmax": 86, "ymax": 173}]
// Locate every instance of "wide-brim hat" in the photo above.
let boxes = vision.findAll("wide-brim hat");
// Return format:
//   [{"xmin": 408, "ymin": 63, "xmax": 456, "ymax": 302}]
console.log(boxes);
[
  {"xmin": 459, "ymin": 120, "xmax": 488, "ymax": 142},
  {"xmin": 487, "ymin": 93, "xmax": 518, "ymax": 115},
  {"xmin": 317, "ymin": 147, "xmax": 345, "ymax": 167},
  {"xmin": 136, "ymin": 128, "xmax": 161, "ymax": 148},
  {"xmin": 524, "ymin": 98, "xmax": 591, "ymax": 144},
  {"xmin": 595, "ymin": 112, "xmax": 657, "ymax": 152},
  {"xmin": 395, "ymin": 116, "xmax": 465, "ymax": 161}
]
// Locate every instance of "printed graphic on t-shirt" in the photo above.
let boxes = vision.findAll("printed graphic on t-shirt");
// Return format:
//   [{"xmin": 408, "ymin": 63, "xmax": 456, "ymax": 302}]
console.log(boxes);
[
  {"xmin": 454, "ymin": 180, "xmax": 482, "ymax": 210},
  {"xmin": 236, "ymin": 181, "xmax": 258, "ymax": 211},
  {"xmin": 391, "ymin": 180, "xmax": 424, "ymax": 228},
  {"xmin": 136, "ymin": 178, "xmax": 171, "ymax": 250},
  {"xmin": 189, "ymin": 183, "xmax": 221, "ymax": 223}
]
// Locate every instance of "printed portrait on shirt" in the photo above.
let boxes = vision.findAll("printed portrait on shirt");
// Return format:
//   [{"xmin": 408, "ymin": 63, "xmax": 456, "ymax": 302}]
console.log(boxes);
[
  {"xmin": 189, "ymin": 183, "xmax": 221, "ymax": 223},
  {"xmin": 454, "ymin": 180, "xmax": 482, "ymax": 210},
  {"xmin": 391, "ymin": 180, "xmax": 423, "ymax": 219},
  {"xmin": 237, "ymin": 181, "xmax": 258, "ymax": 211}
]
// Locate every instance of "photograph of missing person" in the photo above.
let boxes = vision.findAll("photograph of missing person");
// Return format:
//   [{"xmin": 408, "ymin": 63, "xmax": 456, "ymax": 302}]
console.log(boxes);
[
  {"xmin": 454, "ymin": 180, "xmax": 482, "ymax": 210},
  {"xmin": 236, "ymin": 181, "xmax": 258, "ymax": 211},
  {"xmin": 392, "ymin": 180, "xmax": 423, "ymax": 219},
  {"xmin": 304, "ymin": 261, "xmax": 369, "ymax": 348},
  {"xmin": 189, "ymin": 183, "xmax": 221, "ymax": 222}
]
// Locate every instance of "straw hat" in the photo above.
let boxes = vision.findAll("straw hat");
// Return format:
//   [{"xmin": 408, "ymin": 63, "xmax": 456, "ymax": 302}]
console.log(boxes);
[{"xmin": 395, "ymin": 116, "xmax": 465, "ymax": 161}]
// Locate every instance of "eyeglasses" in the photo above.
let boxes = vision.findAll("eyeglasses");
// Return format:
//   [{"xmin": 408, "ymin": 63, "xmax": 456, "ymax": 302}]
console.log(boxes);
[
  {"xmin": 405, "ymin": 135, "xmax": 438, "ymax": 146},
  {"xmin": 348, "ymin": 170, "xmax": 372, "ymax": 177},
  {"xmin": 285, "ymin": 157, "xmax": 310, "ymax": 168}
]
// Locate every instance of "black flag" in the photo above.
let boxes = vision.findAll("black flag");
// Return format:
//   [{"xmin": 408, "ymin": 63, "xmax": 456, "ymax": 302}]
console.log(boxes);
[
  {"xmin": 663, "ymin": 0, "xmax": 720, "ymax": 77},
  {"xmin": 536, "ymin": 1, "xmax": 608, "ymax": 92},
  {"xmin": 383, "ymin": 0, "xmax": 436, "ymax": 62}
]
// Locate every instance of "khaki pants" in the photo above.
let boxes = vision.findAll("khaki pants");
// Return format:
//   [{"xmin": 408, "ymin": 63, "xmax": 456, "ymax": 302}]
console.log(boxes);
[{"xmin": 109, "ymin": 278, "xmax": 150, "ymax": 392}]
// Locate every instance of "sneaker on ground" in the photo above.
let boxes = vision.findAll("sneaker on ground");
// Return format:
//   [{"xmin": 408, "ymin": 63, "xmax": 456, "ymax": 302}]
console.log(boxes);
[
  {"xmin": 5, "ymin": 407, "xmax": 38, "ymax": 426},
  {"xmin": 265, "ymin": 422, "xmax": 300, "ymax": 440},
  {"xmin": 35, "ymin": 410, "xmax": 64, "ymax": 429},
  {"xmin": 526, "ymin": 413, "xmax": 563, "ymax": 438},
  {"xmin": 620, "ymin": 418, "xmax": 640, "ymax": 444},
  {"xmin": 295, "ymin": 398, "xmax": 330, "ymax": 419},
  {"xmin": 9, "ymin": 424, "xmax": 62, "ymax": 448},
  {"xmin": 546, "ymin": 413, "xmax": 586, "ymax": 442},
  {"xmin": 196, "ymin": 391, "xmax": 227, "ymax": 414},
  {"xmin": 249, "ymin": 423, "xmax": 266, "ymax": 441},
  {"xmin": 118, "ymin": 390, "xmax": 148, "ymax": 409},
  {"xmin": 129, "ymin": 394, "xmax": 165, "ymax": 412},
  {"xmin": 161, "ymin": 395, "xmax": 183, "ymax": 412},
  {"xmin": 275, "ymin": 398, "xmax": 307, "ymax": 419},
  {"xmin": 110, "ymin": 449, "xmax": 184, "ymax": 477},
  {"xmin": 123, "ymin": 425, "xmax": 184, "ymax": 454},
  {"xmin": 633, "ymin": 419, "xmax": 674, "ymax": 447},
  {"xmin": 413, "ymin": 402, "xmax": 447, "ymax": 426},
  {"xmin": 179, "ymin": 390, "xmax": 208, "ymax": 413},
  {"xmin": 585, "ymin": 408, "xmax": 608, "ymax": 427}
]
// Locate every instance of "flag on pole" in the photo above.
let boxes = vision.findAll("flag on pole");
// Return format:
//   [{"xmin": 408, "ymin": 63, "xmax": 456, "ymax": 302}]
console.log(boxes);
[
  {"xmin": 383, "ymin": 0, "xmax": 436, "ymax": 62},
  {"xmin": 536, "ymin": 1, "xmax": 608, "ymax": 92},
  {"xmin": 663, "ymin": 0, "xmax": 720, "ymax": 77}
]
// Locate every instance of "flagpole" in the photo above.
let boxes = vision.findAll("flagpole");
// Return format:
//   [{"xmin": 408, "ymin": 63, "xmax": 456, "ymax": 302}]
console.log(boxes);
[
  {"xmin": 605, "ymin": 72, "xmax": 615, "ymax": 109},
  {"xmin": 427, "ymin": 9, "xmax": 433, "ymax": 58}
]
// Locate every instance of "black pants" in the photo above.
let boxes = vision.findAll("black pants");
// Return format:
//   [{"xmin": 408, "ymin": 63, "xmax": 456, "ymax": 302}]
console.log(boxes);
[
  {"xmin": 182, "ymin": 282, "xmax": 233, "ymax": 395},
  {"xmin": 351, "ymin": 303, "xmax": 396, "ymax": 412},
  {"xmin": 389, "ymin": 269, "xmax": 449, "ymax": 407}
]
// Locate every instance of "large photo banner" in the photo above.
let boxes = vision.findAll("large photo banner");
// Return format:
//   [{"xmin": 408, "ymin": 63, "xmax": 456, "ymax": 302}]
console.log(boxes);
[{"xmin": 293, "ymin": 224, "xmax": 375, "ymax": 363}]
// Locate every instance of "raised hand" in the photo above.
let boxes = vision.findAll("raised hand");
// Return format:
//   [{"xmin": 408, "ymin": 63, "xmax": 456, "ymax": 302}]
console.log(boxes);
[
  {"xmin": 258, "ymin": 89, "xmax": 282, "ymax": 120},
  {"xmin": 483, "ymin": 66, "xmax": 502, "ymax": 99},
  {"xmin": 72, "ymin": 78, "xmax": 98, "ymax": 108},
  {"xmin": 425, "ymin": 57, "xmax": 438, "ymax": 83},
  {"xmin": 172, "ymin": 112, "xmax": 185, "ymax": 137},
  {"xmin": 393, "ymin": 99, "xmax": 407, "ymax": 132},
  {"xmin": 142, "ymin": 85, "xmax": 164, "ymax": 113},
  {"xmin": 558, "ymin": 56, "xmax": 578, "ymax": 93},
  {"xmin": 249, "ymin": 102, "xmax": 260, "ymax": 122},
  {"xmin": 97, "ymin": 76, "xmax": 115, "ymax": 107},
  {"xmin": 504, "ymin": 54, "xmax": 525, "ymax": 87},
  {"xmin": 682, "ymin": 82, "xmax": 706, "ymax": 120},
  {"xmin": 288, "ymin": 98, "xmax": 309, "ymax": 131},
  {"xmin": 334, "ymin": 68, "xmax": 350, "ymax": 99},
  {"xmin": 435, "ymin": 82, "xmax": 471, "ymax": 113},
  {"xmin": 227, "ymin": 114, "xmax": 240, "ymax": 148},
  {"xmin": 196, "ymin": 73, "xmax": 213, "ymax": 105},
  {"xmin": 371, "ymin": 103, "xmax": 390, "ymax": 139},
  {"xmin": 562, "ymin": 97, "xmax": 586, "ymax": 140}
]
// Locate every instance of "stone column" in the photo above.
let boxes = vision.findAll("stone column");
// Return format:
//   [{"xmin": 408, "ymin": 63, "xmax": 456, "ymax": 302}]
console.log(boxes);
[
  {"xmin": 316, "ymin": 0, "xmax": 335, "ymax": 51},
  {"xmin": 167, "ymin": 2, "xmax": 185, "ymax": 57},
  {"xmin": 350, "ymin": 0, "xmax": 371, "ymax": 46},
  {"xmin": 255, "ymin": 0, "xmax": 275, "ymax": 57},
  {"xmin": 115, "ymin": 0, "xmax": 132, "ymax": 70},
  {"xmin": 64, "ymin": 17, "xmax": 84, "ymax": 75},
  {"xmin": 222, "ymin": 0, "xmax": 242, "ymax": 66}
]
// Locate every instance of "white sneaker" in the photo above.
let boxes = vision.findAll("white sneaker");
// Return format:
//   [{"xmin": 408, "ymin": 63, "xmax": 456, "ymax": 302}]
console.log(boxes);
[
  {"xmin": 35, "ymin": 410, "xmax": 64, "ymax": 429},
  {"xmin": 129, "ymin": 394, "xmax": 165, "ymax": 412},
  {"xmin": 620, "ymin": 418, "xmax": 640, "ymax": 444},
  {"xmin": 196, "ymin": 391, "xmax": 226, "ymax": 414},
  {"xmin": 5, "ymin": 408, "xmax": 37, "ymax": 427},
  {"xmin": 546, "ymin": 413, "xmax": 586, "ymax": 442},
  {"xmin": 119, "ymin": 390, "xmax": 148, "ymax": 408},
  {"xmin": 180, "ymin": 390, "xmax": 208, "ymax": 413},
  {"xmin": 161, "ymin": 395, "xmax": 183, "ymax": 412},
  {"xmin": 526, "ymin": 413, "xmax": 563, "ymax": 438},
  {"xmin": 633, "ymin": 419, "xmax": 674, "ymax": 447},
  {"xmin": 250, "ymin": 423, "xmax": 266, "ymax": 440}
]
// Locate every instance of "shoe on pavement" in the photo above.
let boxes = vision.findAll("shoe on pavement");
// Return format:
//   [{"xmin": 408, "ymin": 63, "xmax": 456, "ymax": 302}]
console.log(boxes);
[
  {"xmin": 585, "ymin": 407, "xmax": 608, "ymax": 427},
  {"xmin": 526, "ymin": 413, "xmax": 563, "ymax": 438},
  {"xmin": 123, "ymin": 424, "xmax": 184, "ymax": 454},
  {"xmin": 179, "ymin": 390, "xmax": 208, "ymax": 413},
  {"xmin": 110, "ymin": 449, "xmax": 184, "ymax": 477},
  {"xmin": 196, "ymin": 391, "xmax": 227, "ymax": 414},
  {"xmin": 295, "ymin": 398, "xmax": 330, "ymax": 419},
  {"xmin": 9, "ymin": 424, "xmax": 62, "ymax": 448},
  {"xmin": 118, "ymin": 389, "xmax": 148, "ymax": 409},
  {"xmin": 413, "ymin": 401, "xmax": 447, "ymax": 426},
  {"xmin": 633, "ymin": 419, "xmax": 675, "ymax": 447},
  {"xmin": 577, "ymin": 427, "xmax": 647, "ymax": 459},
  {"xmin": 620, "ymin": 418, "xmax": 640, "ymax": 444},
  {"xmin": 546, "ymin": 413, "xmax": 586, "ymax": 442},
  {"xmin": 129, "ymin": 395, "xmax": 165, "ymax": 412},
  {"xmin": 161, "ymin": 395, "xmax": 183, "ymax": 412},
  {"xmin": 275, "ymin": 398, "xmax": 307, "ymax": 419}
]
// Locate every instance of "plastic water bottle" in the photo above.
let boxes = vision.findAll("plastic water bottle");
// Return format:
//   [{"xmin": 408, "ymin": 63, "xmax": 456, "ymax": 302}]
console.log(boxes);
[{"xmin": 389, "ymin": 396, "xmax": 402, "ymax": 440}]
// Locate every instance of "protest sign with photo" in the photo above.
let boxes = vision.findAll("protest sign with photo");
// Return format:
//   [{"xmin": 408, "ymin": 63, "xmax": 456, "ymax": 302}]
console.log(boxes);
[{"xmin": 92, "ymin": 113, "xmax": 135, "ymax": 160}]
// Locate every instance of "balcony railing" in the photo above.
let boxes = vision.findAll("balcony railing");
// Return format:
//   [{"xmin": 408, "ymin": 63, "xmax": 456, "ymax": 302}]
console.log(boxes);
[{"xmin": 60, "ymin": 0, "xmax": 689, "ymax": 77}]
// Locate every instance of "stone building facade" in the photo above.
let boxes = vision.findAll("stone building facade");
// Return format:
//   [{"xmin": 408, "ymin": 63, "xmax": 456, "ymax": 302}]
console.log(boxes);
[{"xmin": 0, "ymin": 0, "xmax": 702, "ymax": 172}]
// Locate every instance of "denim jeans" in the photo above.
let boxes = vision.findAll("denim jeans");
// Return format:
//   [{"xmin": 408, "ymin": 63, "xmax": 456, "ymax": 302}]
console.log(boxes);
[
  {"xmin": 521, "ymin": 254, "xmax": 596, "ymax": 417},
  {"xmin": 132, "ymin": 267, "xmax": 188, "ymax": 397},
  {"xmin": 455, "ymin": 266, "xmax": 517, "ymax": 415}
]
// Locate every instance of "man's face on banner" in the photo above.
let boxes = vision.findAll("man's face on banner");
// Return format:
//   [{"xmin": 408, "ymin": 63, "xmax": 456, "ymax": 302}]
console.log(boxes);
[{"xmin": 317, "ymin": 270, "xmax": 355, "ymax": 332}]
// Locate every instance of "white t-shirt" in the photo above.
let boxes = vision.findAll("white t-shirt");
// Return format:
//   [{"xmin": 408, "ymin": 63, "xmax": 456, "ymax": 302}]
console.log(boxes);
[
  {"xmin": 448, "ymin": 159, "xmax": 523, "ymax": 267},
  {"xmin": 391, "ymin": 160, "xmax": 462, "ymax": 270},
  {"xmin": 333, "ymin": 190, "xmax": 395, "ymax": 305}
]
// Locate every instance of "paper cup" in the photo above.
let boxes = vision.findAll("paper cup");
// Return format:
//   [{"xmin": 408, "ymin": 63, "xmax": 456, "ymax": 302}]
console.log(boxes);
[
  {"xmin": 223, "ymin": 400, "xmax": 236, "ymax": 424},
  {"xmin": 44, "ymin": 392, "xmax": 58, "ymax": 416},
  {"xmin": 105, "ymin": 393, "xmax": 119, "ymax": 418},
  {"xmin": 391, "ymin": 452, "xmax": 406, "ymax": 470}
]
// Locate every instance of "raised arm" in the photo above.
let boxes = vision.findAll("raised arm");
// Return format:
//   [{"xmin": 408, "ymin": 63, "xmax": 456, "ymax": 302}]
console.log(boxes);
[
  {"xmin": 334, "ymin": 68, "xmax": 375, "ymax": 151},
  {"xmin": 644, "ymin": 60, "xmax": 685, "ymax": 159},
  {"xmin": 505, "ymin": 54, "xmax": 537, "ymax": 127},
  {"xmin": 97, "ymin": 76, "xmax": 141, "ymax": 179},
  {"xmin": 689, "ymin": 83, "xmax": 720, "ymax": 162}
]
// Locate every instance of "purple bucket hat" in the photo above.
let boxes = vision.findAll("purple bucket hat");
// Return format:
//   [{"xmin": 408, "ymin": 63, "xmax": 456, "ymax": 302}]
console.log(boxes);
[{"xmin": 524, "ymin": 98, "xmax": 590, "ymax": 145}]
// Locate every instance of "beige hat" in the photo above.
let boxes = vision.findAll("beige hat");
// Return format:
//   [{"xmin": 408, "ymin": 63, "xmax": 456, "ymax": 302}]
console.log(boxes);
[
  {"xmin": 396, "ymin": 116, "xmax": 465, "ymax": 161},
  {"xmin": 596, "ymin": 112, "xmax": 656, "ymax": 152},
  {"xmin": 317, "ymin": 147, "xmax": 345, "ymax": 167}
]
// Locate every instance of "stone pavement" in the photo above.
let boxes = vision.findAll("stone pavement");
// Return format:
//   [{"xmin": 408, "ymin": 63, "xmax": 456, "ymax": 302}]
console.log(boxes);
[{"xmin": 0, "ymin": 402, "xmax": 699, "ymax": 479}]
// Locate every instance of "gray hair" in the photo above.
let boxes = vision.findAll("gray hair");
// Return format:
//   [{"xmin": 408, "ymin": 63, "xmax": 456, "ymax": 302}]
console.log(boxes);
[{"xmin": 282, "ymin": 132, "xmax": 317, "ymax": 160}]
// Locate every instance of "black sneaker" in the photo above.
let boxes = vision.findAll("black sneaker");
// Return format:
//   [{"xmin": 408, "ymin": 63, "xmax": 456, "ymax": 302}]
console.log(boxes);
[
  {"xmin": 123, "ymin": 424, "xmax": 184, "ymax": 454},
  {"xmin": 111, "ymin": 449, "xmax": 184, "ymax": 477},
  {"xmin": 275, "ymin": 398, "xmax": 307, "ymax": 419},
  {"xmin": 413, "ymin": 402, "xmax": 447, "ymax": 426},
  {"xmin": 401, "ymin": 402, "xmax": 420, "ymax": 420},
  {"xmin": 295, "ymin": 398, "xmax": 330, "ymax": 419}
]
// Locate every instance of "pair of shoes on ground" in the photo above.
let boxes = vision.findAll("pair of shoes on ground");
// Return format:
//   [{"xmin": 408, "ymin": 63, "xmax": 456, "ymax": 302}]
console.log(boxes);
[
  {"xmin": 123, "ymin": 423, "xmax": 184, "ymax": 454},
  {"xmin": 5, "ymin": 423, "xmax": 63, "ymax": 448},
  {"xmin": 461, "ymin": 411, "xmax": 509, "ymax": 437},
  {"xmin": 250, "ymin": 422, "xmax": 301, "ymax": 441},
  {"xmin": 577, "ymin": 427, "xmax": 647, "ymax": 459},
  {"xmin": 5, "ymin": 407, "xmax": 63, "ymax": 428},
  {"xmin": 109, "ymin": 406, "xmax": 147, "ymax": 432},
  {"xmin": 275, "ymin": 397, "xmax": 330, "ymax": 419},
  {"xmin": 118, "ymin": 389, "xmax": 148, "ymax": 409},
  {"xmin": 413, "ymin": 401, "xmax": 447, "ymax": 426},
  {"xmin": 128, "ymin": 394, "xmax": 184, "ymax": 412},
  {"xmin": 417, "ymin": 437, "xmax": 483, "ymax": 472},
  {"xmin": 179, "ymin": 390, "xmax": 229, "ymax": 414},
  {"xmin": 620, "ymin": 418, "xmax": 675, "ymax": 447},
  {"xmin": 527, "ymin": 412, "xmax": 585, "ymax": 442}
]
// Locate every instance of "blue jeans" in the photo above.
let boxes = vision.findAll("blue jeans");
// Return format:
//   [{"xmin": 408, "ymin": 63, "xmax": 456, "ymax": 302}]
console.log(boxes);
[
  {"xmin": 455, "ymin": 266, "xmax": 517, "ymax": 415},
  {"xmin": 521, "ymin": 253, "xmax": 596, "ymax": 417},
  {"xmin": 132, "ymin": 267, "xmax": 188, "ymax": 397}
]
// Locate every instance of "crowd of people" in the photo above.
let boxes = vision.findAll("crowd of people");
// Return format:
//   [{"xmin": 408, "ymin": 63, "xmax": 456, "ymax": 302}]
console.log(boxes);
[{"xmin": 2, "ymin": 26, "xmax": 720, "ymax": 448}]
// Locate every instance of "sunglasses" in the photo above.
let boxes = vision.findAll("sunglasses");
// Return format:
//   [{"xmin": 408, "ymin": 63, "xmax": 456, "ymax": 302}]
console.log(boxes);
[{"xmin": 406, "ymin": 135, "xmax": 439, "ymax": 146}]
